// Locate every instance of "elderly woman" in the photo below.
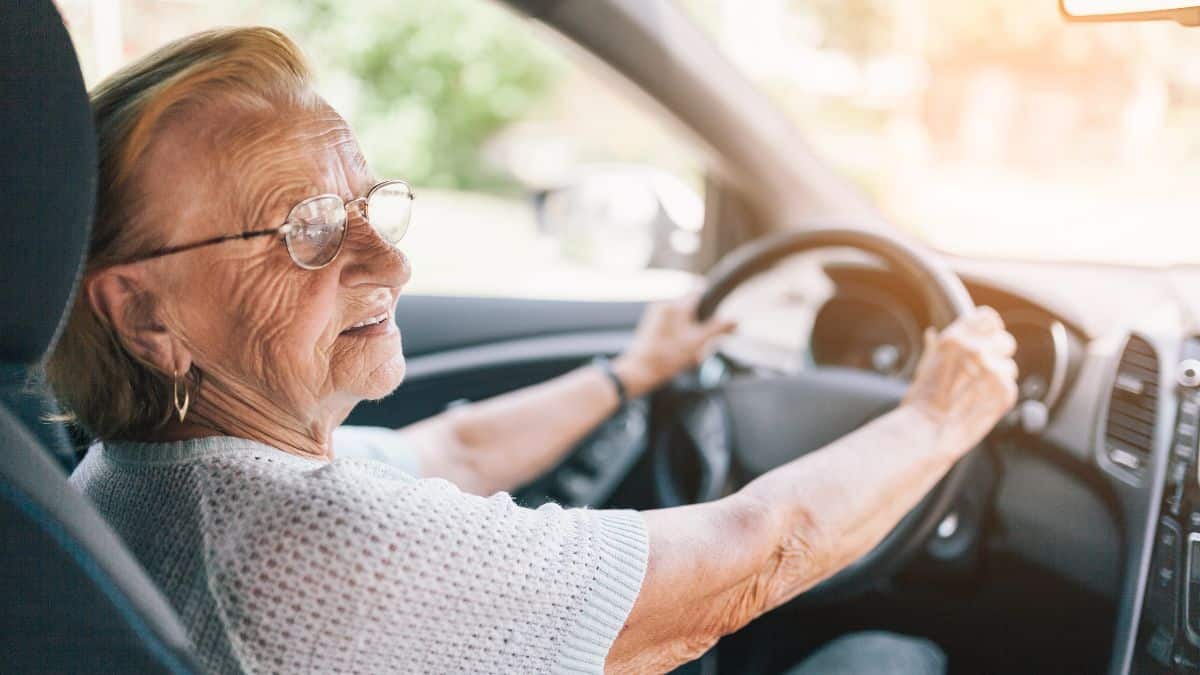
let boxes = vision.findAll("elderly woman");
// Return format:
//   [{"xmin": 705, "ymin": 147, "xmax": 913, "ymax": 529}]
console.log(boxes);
[{"xmin": 48, "ymin": 27, "xmax": 1017, "ymax": 675}]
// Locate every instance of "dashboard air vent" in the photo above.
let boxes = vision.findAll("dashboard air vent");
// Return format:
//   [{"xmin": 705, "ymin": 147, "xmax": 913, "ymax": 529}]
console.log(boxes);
[{"xmin": 1104, "ymin": 336, "xmax": 1159, "ymax": 473}]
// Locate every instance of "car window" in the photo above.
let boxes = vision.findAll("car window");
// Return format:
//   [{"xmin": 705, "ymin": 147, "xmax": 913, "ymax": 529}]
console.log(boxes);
[
  {"xmin": 61, "ymin": 0, "xmax": 705, "ymax": 300},
  {"xmin": 683, "ymin": 0, "xmax": 1200, "ymax": 266}
]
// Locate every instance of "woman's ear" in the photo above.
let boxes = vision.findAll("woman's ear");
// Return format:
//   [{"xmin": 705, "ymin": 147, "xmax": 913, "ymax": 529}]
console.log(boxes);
[{"xmin": 85, "ymin": 266, "xmax": 193, "ymax": 376}]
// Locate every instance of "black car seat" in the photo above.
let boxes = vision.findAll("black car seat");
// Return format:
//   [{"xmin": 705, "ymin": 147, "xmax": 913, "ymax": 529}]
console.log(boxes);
[{"xmin": 0, "ymin": 1, "xmax": 201, "ymax": 671}]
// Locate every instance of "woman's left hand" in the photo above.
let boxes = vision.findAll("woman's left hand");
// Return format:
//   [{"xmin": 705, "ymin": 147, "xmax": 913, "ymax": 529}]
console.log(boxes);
[{"xmin": 613, "ymin": 293, "xmax": 737, "ymax": 398}]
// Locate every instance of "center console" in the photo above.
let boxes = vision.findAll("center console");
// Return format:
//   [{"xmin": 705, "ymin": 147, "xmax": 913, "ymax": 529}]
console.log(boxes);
[{"xmin": 1135, "ymin": 341, "xmax": 1200, "ymax": 672}]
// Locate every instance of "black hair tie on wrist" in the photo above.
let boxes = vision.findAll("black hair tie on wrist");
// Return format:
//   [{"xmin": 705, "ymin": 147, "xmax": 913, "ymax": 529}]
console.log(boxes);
[{"xmin": 592, "ymin": 357, "xmax": 628, "ymax": 407}]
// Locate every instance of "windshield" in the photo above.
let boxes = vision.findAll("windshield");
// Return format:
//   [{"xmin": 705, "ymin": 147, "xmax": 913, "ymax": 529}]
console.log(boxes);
[{"xmin": 683, "ymin": 0, "xmax": 1200, "ymax": 266}]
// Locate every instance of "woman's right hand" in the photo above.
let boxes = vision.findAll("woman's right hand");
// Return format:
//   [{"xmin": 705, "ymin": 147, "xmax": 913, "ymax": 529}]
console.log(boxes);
[
  {"xmin": 610, "ymin": 306, "xmax": 1021, "ymax": 675},
  {"xmin": 902, "ymin": 306, "xmax": 1019, "ymax": 460}
]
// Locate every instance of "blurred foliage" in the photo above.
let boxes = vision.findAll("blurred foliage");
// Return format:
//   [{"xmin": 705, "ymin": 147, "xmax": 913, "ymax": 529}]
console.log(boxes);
[{"xmin": 267, "ymin": 0, "xmax": 563, "ymax": 190}]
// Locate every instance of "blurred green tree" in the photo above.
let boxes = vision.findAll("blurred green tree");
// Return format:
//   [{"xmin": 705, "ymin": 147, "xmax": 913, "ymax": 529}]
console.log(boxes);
[{"xmin": 268, "ymin": 0, "xmax": 562, "ymax": 190}]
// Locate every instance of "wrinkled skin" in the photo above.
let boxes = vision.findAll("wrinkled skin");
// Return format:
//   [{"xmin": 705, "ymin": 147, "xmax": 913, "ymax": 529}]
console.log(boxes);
[{"xmin": 89, "ymin": 101, "xmax": 410, "ymax": 456}]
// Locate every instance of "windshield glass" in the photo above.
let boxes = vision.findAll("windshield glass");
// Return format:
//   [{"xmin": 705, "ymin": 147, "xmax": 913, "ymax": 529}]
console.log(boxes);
[{"xmin": 683, "ymin": 1, "xmax": 1200, "ymax": 266}]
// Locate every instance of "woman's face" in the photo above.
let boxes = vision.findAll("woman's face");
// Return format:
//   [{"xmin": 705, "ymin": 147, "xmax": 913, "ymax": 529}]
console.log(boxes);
[{"xmin": 137, "ymin": 101, "xmax": 411, "ymax": 438}]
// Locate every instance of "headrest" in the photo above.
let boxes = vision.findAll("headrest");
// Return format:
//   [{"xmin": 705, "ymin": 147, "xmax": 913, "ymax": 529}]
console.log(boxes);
[{"xmin": 0, "ymin": 1, "xmax": 96, "ymax": 365}]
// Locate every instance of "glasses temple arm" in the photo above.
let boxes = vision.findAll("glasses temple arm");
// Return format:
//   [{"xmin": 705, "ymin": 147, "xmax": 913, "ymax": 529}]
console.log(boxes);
[{"xmin": 122, "ymin": 228, "xmax": 283, "ymax": 265}]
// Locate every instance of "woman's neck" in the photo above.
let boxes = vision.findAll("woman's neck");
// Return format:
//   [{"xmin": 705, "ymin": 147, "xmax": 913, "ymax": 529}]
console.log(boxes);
[{"xmin": 145, "ymin": 376, "xmax": 344, "ymax": 460}]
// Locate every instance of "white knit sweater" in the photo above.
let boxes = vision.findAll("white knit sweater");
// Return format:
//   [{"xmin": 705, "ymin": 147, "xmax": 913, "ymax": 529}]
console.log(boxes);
[{"xmin": 71, "ymin": 433, "xmax": 648, "ymax": 674}]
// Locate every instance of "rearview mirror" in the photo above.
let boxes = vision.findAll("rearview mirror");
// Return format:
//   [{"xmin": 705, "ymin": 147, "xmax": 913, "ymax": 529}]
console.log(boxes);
[{"xmin": 1060, "ymin": 0, "xmax": 1200, "ymax": 25}]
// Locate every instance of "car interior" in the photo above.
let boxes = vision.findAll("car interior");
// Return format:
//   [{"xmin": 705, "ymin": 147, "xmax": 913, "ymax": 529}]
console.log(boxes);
[{"xmin": 5, "ymin": 0, "xmax": 1200, "ymax": 673}]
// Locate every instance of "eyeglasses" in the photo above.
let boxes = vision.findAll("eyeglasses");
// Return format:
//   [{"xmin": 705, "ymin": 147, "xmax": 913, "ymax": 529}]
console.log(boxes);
[{"xmin": 122, "ymin": 179, "xmax": 414, "ymax": 269}]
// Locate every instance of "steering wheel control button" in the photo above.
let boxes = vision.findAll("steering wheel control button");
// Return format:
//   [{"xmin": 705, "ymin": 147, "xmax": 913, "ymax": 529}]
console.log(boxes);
[
  {"xmin": 1179, "ymin": 359, "xmax": 1200, "ymax": 388},
  {"xmin": 1017, "ymin": 400, "xmax": 1049, "ymax": 435}
]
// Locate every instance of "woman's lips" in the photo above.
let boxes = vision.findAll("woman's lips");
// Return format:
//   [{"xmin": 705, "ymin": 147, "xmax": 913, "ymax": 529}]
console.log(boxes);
[{"xmin": 339, "ymin": 313, "xmax": 397, "ymax": 338}]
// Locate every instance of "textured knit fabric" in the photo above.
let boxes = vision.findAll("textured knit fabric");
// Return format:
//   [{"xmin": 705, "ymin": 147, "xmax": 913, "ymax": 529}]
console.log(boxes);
[{"xmin": 70, "ymin": 434, "xmax": 648, "ymax": 675}]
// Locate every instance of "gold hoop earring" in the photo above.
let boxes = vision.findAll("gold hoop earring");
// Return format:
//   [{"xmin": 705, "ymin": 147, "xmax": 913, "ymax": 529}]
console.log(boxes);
[{"xmin": 173, "ymin": 369, "xmax": 190, "ymax": 422}]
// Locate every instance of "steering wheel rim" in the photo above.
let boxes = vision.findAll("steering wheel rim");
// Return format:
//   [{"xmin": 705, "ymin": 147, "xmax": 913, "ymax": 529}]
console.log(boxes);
[
  {"xmin": 656, "ymin": 226, "xmax": 978, "ymax": 604},
  {"xmin": 697, "ymin": 227, "xmax": 972, "ymax": 324}
]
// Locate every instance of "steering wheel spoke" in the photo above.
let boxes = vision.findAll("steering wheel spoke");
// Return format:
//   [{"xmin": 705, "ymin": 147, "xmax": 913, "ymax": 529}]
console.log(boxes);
[{"xmin": 653, "ymin": 388, "xmax": 733, "ymax": 505}]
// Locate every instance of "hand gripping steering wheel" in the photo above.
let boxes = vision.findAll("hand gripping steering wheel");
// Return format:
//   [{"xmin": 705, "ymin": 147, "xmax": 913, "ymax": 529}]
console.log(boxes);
[{"xmin": 653, "ymin": 227, "xmax": 977, "ymax": 603}]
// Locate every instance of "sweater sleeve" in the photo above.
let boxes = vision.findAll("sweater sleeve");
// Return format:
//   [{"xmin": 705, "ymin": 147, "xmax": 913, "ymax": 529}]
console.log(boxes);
[{"xmin": 196, "ymin": 454, "xmax": 648, "ymax": 675}]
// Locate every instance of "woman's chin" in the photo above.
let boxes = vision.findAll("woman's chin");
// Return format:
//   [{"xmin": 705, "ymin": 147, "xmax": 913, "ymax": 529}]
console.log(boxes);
[
  {"xmin": 358, "ymin": 351, "xmax": 407, "ymax": 401},
  {"xmin": 333, "ymin": 336, "xmax": 407, "ymax": 401}
]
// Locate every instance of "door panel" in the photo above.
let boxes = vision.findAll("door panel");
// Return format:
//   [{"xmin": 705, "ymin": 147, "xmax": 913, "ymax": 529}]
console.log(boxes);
[{"xmin": 393, "ymin": 295, "xmax": 644, "ymax": 356}]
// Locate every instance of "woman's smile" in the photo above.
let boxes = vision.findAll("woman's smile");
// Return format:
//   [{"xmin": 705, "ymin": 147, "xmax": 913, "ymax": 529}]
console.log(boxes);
[{"xmin": 339, "ymin": 309, "xmax": 397, "ymax": 338}]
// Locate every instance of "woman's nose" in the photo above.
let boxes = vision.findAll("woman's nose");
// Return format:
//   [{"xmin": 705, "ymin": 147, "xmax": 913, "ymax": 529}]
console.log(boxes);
[{"xmin": 338, "ymin": 214, "xmax": 412, "ymax": 289}]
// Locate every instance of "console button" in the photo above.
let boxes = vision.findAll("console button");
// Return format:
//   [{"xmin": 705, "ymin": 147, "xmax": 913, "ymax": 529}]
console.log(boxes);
[
  {"xmin": 1148, "ymin": 627, "xmax": 1173, "ymax": 666},
  {"xmin": 1148, "ymin": 519, "xmax": 1181, "ymax": 633},
  {"xmin": 1162, "ymin": 521, "xmax": 1180, "ymax": 550},
  {"xmin": 1184, "ymin": 397, "xmax": 1200, "ymax": 421},
  {"xmin": 1178, "ymin": 421, "xmax": 1198, "ymax": 446}
]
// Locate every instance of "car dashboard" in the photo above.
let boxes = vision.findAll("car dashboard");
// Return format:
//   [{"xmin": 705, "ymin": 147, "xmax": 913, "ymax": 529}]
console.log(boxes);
[
  {"xmin": 745, "ymin": 255, "xmax": 1200, "ymax": 675},
  {"xmin": 747, "ymin": 257, "xmax": 1200, "ymax": 673},
  {"xmin": 1130, "ymin": 336, "xmax": 1200, "ymax": 672}
]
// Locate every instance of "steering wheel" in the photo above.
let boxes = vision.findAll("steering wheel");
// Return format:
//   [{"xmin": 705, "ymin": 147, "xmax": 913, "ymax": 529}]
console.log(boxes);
[{"xmin": 653, "ymin": 226, "xmax": 977, "ymax": 604}]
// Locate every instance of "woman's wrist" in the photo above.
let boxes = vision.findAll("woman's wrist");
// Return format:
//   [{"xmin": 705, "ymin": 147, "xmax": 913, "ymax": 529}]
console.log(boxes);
[
  {"xmin": 899, "ymin": 401, "xmax": 973, "ymax": 464},
  {"xmin": 592, "ymin": 357, "xmax": 630, "ymax": 407},
  {"xmin": 902, "ymin": 398, "xmax": 947, "ymax": 429},
  {"xmin": 610, "ymin": 353, "xmax": 663, "ymax": 400}
]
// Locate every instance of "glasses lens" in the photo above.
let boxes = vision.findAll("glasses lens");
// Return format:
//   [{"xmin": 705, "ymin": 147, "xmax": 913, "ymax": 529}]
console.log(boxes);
[
  {"xmin": 284, "ymin": 196, "xmax": 347, "ymax": 268},
  {"xmin": 366, "ymin": 181, "xmax": 413, "ymax": 245}
]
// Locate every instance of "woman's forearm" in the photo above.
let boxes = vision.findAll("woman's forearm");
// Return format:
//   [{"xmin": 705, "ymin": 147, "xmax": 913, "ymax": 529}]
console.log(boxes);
[
  {"xmin": 737, "ymin": 403, "xmax": 954, "ymax": 605},
  {"xmin": 400, "ymin": 361, "xmax": 641, "ymax": 495},
  {"xmin": 608, "ymin": 404, "xmax": 956, "ymax": 674},
  {"xmin": 398, "ymin": 296, "xmax": 732, "ymax": 495}
]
